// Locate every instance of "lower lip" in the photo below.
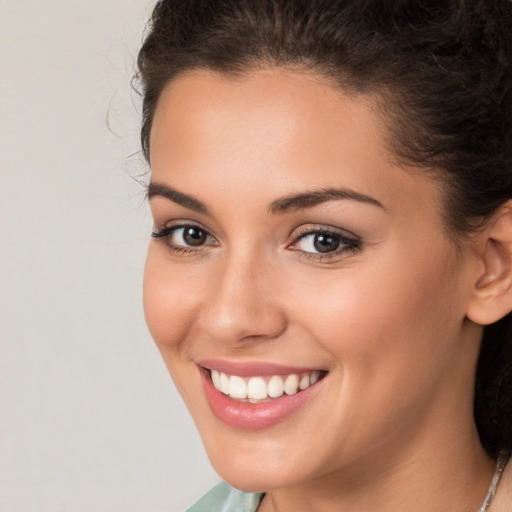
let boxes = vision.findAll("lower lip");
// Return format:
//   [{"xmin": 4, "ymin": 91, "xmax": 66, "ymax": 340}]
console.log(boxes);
[{"xmin": 199, "ymin": 367, "xmax": 324, "ymax": 430}]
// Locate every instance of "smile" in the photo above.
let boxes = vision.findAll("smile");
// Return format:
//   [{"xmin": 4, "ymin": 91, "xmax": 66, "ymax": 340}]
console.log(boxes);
[
  {"xmin": 198, "ymin": 362, "xmax": 327, "ymax": 429},
  {"xmin": 210, "ymin": 369, "xmax": 322, "ymax": 402}
]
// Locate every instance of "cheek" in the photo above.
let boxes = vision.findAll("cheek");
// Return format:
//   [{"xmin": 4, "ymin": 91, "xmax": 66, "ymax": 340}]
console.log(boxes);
[
  {"xmin": 290, "ymin": 245, "xmax": 462, "ymax": 379},
  {"xmin": 143, "ymin": 249, "xmax": 198, "ymax": 351},
  {"xmin": 281, "ymin": 250, "xmax": 465, "ymax": 454}
]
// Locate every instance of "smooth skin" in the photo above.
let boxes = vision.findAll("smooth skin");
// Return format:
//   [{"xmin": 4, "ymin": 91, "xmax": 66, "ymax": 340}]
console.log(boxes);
[{"xmin": 144, "ymin": 68, "xmax": 512, "ymax": 512}]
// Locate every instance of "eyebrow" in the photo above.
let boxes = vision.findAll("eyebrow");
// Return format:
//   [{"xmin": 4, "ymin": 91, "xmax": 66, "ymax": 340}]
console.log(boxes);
[
  {"xmin": 147, "ymin": 182, "xmax": 210, "ymax": 215},
  {"xmin": 147, "ymin": 182, "xmax": 385, "ymax": 216},
  {"xmin": 269, "ymin": 187, "xmax": 385, "ymax": 214}
]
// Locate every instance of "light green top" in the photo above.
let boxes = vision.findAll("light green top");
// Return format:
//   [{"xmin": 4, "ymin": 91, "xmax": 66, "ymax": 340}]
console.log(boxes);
[{"xmin": 185, "ymin": 482, "xmax": 264, "ymax": 512}]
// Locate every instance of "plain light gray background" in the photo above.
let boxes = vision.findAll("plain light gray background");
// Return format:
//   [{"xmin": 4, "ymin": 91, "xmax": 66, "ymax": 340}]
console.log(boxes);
[{"xmin": 0, "ymin": 1, "xmax": 218, "ymax": 510}]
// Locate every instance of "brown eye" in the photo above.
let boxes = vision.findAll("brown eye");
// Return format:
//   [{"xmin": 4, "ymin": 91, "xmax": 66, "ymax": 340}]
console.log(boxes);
[
  {"xmin": 289, "ymin": 228, "xmax": 362, "ymax": 260},
  {"xmin": 151, "ymin": 224, "xmax": 215, "ymax": 251},
  {"xmin": 312, "ymin": 233, "xmax": 341, "ymax": 253},
  {"xmin": 182, "ymin": 226, "xmax": 207, "ymax": 246},
  {"xmin": 295, "ymin": 231, "xmax": 343, "ymax": 254}
]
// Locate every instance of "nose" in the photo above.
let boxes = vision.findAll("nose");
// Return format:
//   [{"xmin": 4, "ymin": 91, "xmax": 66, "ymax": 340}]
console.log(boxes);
[{"xmin": 197, "ymin": 252, "xmax": 287, "ymax": 346}]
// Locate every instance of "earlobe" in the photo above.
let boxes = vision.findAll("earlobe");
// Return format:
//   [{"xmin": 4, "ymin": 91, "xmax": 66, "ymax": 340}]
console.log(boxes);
[{"xmin": 466, "ymin": 202, "xmax": 512, "ymax": 326}]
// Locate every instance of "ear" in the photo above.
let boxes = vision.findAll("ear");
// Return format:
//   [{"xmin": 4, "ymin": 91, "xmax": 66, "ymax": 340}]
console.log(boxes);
[{"xmin": 466, "ymin": 201, "xmax": 512, "ymax": 325}]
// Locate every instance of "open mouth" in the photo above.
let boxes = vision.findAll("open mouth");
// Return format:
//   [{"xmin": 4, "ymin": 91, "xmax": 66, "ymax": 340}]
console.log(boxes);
[
  {"xmin": 208, "ymin": 368, "xmax": 327, "ymax": 403},
  {"xmin": 199, "ymin": 364, "xmax": 328, "ymax": 429}
]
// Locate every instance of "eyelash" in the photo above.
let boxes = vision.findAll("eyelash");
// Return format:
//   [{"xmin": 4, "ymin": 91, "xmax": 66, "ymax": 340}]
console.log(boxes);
[
  {"xmin": 151, "ymin": 223, "xmax": 362, "ymax": 261},
  {"xmin": 289, "ymin": 226, "xmax": 362, "ymax": 261},
  {"xmin": 151, "ymin": 224, "xmax": 217, "ymax": 255}
]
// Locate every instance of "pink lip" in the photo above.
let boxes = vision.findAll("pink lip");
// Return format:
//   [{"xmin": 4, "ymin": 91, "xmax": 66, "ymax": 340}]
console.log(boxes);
[
  {"xmin": 199, "ymin": 366, "xmax": 326, "ymax": 430},
  {"xmin": 198, "ymin": 358, "xmax": 323, "ymax": 377}
]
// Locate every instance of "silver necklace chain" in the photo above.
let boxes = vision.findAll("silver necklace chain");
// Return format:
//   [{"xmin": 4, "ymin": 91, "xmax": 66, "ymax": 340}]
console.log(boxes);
[{"xmin": 478, "ymin": 451, "xmax": 510, "ymax": 512}]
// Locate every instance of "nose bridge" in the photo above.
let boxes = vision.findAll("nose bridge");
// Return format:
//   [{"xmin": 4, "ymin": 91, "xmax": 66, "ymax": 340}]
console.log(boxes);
[{"xmin": 198, "ymin": 245, "xmax": 286, "ymax": 345}]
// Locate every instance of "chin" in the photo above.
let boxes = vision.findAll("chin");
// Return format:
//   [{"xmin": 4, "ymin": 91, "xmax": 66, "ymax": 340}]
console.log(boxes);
[
  {"xmin": 211, "ymin": 457, "xmax": 301, "ymax": 494},
  {"xmin": 199, "ymin": 427, "xmax": 319, "ymax": 493}
]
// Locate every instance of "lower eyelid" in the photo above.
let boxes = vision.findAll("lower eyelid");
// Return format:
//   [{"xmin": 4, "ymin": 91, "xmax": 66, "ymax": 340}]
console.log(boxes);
[{"xmin": 295, "ymin": 243, "xmax": 362, "ymax": 262}]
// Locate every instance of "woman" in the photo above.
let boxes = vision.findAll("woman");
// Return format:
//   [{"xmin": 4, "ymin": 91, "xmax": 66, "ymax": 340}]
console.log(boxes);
[{"xmin": 137, "ymin": 1, "xmax": 512, "ymax": 510}]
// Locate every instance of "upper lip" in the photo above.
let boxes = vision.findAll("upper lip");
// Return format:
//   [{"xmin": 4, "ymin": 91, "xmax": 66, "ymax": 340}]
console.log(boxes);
[{"xmin": 197, "ymin": 358, "xmax": 326, "ymax": 377}]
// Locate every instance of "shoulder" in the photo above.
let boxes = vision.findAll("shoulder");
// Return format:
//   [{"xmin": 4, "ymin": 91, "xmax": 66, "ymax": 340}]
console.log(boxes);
[
  {"xmin": 185, "ymin": 481, "xmax": 264, "ymax": 512},
  {"xmin": 491, "ymin": 455, "xmax": 512, "ymax": 512}
]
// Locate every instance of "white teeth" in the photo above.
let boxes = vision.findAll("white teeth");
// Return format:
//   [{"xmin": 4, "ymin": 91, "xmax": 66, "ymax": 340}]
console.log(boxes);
[
  {"xmin": 220, "ymin": 372, "xmax": 230, "ymax": 394},
  {"xmin": 211, "ymin": 370, "xmax": 221, "ymax": 389},
  {"xmin": 299, "ymin": 374, "xmax": 310, "ymax": 390},
  {"xmin": 284, "ymin": 374, "xmax": 299, "ymax": 395},
  {"xmin": 210, "ymin": 369, "xmax": 324, "ymax": 401},
  {"xmin": 247, "ymin": 377, "xmax": 267, "ymax": 400},
  {"xmin": 268, "ymin": 375, "xmax": 284, "ymax": 398},
  {"xmin": 229, "ymin": 376, "xmax": 247, "ymax": 399}
]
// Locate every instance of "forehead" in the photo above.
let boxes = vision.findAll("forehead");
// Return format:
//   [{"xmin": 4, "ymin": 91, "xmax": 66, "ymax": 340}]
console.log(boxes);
[
  {"xmin": 151, "ymin": 68, "xmax": 384, "ymax": 169},
  {"xmin": 149, "ymin": 68, "xmax": 443, "ymax": 224}
]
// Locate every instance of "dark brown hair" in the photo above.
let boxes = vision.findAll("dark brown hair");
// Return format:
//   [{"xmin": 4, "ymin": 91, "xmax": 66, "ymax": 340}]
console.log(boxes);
[{"xmin": 137, "ymin": 0, "xmax": 512, "ymax": 456}]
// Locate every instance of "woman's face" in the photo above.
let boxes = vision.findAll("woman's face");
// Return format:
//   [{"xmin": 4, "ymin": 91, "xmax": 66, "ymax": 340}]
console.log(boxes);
[{"xmin": 144, "ymin": 69, "xmax": 481, "ymax": 491}]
